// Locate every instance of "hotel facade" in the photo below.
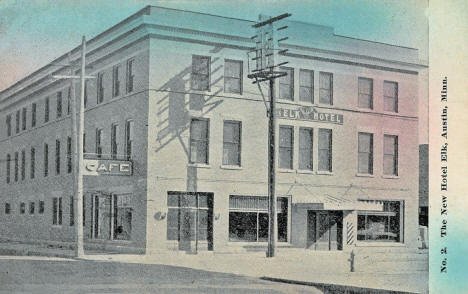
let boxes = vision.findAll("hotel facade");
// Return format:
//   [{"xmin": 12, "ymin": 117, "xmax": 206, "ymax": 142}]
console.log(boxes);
[{"xmin": 0, "ymin": 6, "xmax": 426, "ymax": 254}]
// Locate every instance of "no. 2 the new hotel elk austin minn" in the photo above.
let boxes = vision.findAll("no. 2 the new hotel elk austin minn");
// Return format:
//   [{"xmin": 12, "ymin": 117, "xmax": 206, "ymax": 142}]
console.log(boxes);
[{"xmin": 0, "ymin": 6, "xmax": 426, "ymax": 257}]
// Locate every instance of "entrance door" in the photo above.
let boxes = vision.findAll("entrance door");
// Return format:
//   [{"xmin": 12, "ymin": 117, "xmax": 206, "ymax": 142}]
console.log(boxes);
[
  {"xmin": 307, "ymin": 210, "xmax": 342, "ymax": 250},
  {"xmin": 92, "ymin": 194, "xmax": 112, "ymax": 240},
  {"xmin": 178, "ymin": 208, "xmax": 196, "ymax": 251}
]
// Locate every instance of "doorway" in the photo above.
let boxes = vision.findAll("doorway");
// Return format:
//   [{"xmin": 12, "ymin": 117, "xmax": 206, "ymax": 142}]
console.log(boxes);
[
  {"xmin": 90, "ymin": 193, "xmax": 132, "ymax": 241},
  {"xmin": 307, "ymin": 210, "xmax": 342, "ymax": 250}
]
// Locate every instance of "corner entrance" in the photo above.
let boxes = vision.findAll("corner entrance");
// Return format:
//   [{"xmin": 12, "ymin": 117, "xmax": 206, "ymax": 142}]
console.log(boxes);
[
  {"xmin": 167, "ymin": 192, "xmax": 214, "ymax": 252},
  {"xmin": 307, "ymin": 210, "xmax": 343, "ymax": 250}
]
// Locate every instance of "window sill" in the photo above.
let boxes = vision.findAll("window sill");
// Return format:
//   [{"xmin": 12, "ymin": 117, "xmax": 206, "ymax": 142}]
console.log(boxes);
[
  {"xmin": 297, "ymin": 169, "xmax": 314, "ymax": 174},
  {"xmin": 316, "ymin": 170, "xmax": 334, "ymax": 176},
  {"xmin": 187, "ymin": 163, "xmax": 211, "ymax": 169},
  {"xmin": 220, "ymin": 165, "xmax": 243, "ymax": 170},
  {"xmin": 278, "ymin": 168, "xmax": 295, "ymax": 173},
  {"xmin": 382, "ymin": 175, "xmax": 399, "ymax": 179},
  {"xmin": 356, "ymin": 107, "xmax": 374, "ymax": 113},
  {"xmin": 355, "ymin": 173, "xmax": 374, "ymax": 178}
]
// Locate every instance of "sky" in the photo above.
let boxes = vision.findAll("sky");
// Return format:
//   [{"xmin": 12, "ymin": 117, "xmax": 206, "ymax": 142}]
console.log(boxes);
[{"xmin": 0, "ymin": 0, "xmax": 428, "ymax": 92}]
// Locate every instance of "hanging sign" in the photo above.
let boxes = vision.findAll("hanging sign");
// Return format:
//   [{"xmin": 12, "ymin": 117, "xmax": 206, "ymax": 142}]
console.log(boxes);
[
  {"xmin": 82, "ymin": 159, "xmax": 132, "ymax": 176},
  {"xmin": 276, "ymin": 106, "xmax": 344, "ymax": 125}
]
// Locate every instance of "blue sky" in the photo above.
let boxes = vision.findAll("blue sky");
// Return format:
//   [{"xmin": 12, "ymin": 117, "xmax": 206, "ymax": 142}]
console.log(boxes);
[{"xmin": 0, "ymin": 0, "xmax": 428, "ymax": 92}]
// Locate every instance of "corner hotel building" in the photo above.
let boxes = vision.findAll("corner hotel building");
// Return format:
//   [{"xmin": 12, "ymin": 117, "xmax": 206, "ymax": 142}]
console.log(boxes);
[{"xmin": 0, "ymin": 6, "xmax": 425, "ymax": 254}]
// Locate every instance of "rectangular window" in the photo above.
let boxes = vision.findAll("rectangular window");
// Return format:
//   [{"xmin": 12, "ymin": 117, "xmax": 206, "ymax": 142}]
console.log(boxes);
[
  {"xmin": 67, "ymin": 87, "xmax": 71, "ymax": 115},
  {"xmin": 21, "ymin": 149, "xmax": 25, "ymax": 181},
  {"xmin": 228, "ymin": 195, "xmax": 288, "ymax": 242},
  {"xmin": 6, "ymin": 154, "xmax": 11, "ymax": 183},
  {"xmin": 299, "ymin": 128, "xmax": 313, "ymax": 170},
  {"xmin": 383, "ymin": 81, "xmax": 398, "ymax": 112},
  {"xmin": 125, "ymin": 120, "xmax": 134, "ymax": 160},
  {"xmin": 279, "ymin": 67, "xmax": 294, "ymax": 101},
  {"xmin": 189, "ymin": 118, "xmax": 209, "ymax": 164},
  {"xmin": 20, "ymin": 202, "xmax": 25, "ymax": 214},
  {"xmin": 384, "ymin": 135, "xmax": 398, "ymax": 176},
  {"xmin": 84, "ymin": 80, "xmax": 88, "ymax": 108},
  {"xmin": 6, "ymin": 114, "xmax": 12, "ymax": 136},
  {"xmin": 299, "ymin": 69, "xmax": 314, "ymax": 103},
  {"xmin": 29, "ymin": 202, "xmax": 35, "ymax": 214},
  {"xmin": 113, "ymin": 194, "xmax": 132, "ymax": 240},
  {"xmin": 126, "ymin": 59, "xmax": 134, "ymax": 93},
  {"xmin": 31, "ymin": 103, "xmax": 36, "ymax": 127},
  {"xmin": 55, "ymin": 139, "xmax": 61, "ymax": 175},
  {"xmin": 39, "ymin": 201, "xmax": 44, "ymax": 214},
  {"xmin": 111, "ymin": 124, "xmax": 119, "ymax": 159},
  {"xmin": 52, "ymin": 197, "xmax": 63, "ymax": 225},
  {"xmin": 279, "ymin": 126, "xmax": 293, "ymax": 169},
  {"xmin": 22, "ymin": 107, "xmax": 27, "ymax": 131},
  {"xmin": 319, "ymin": 72, "xmax": 333, "ymax": 105},
  {"xmin": 56, "ymin": 91, "xmax": 62, "ymax": 118},
  {"xmin": 67, "ymin": 136, "xmax": 72, "ymax": 173},
  {"xmin": 44, "ymin": 143, "xmax": 49, "ymax": 177},
  {"xmin": 358, "ymin": 201, "xmax": 403, "ymax": 242},
  {"xmin": 15, "ymin": 110, "xmax": 20, "ymax": 133},
  {"xmin": 223, "ymin": 121, "xmax": 241, "ymax": 166},
  {"xmin": 97, "ymin": 72, "xmax": 104, "ymax": 104},
  {"xmin": 318, "ymin": 129, "xmax": 332, "ymax": 172},
  {"xmin": 44, "ymin": 97, "xmax": 50, "ymax": 122},
  {"xmin": 358, "ymin": 78, "xmax": 373, "ymax": 109},
  {"xmin": 30, "ymin": 147, "xmax": 35, "ymax": 179},
  {"xmin": 96, "ymin": 129, "xmax": 102, "ymax": 158},
  {"xmin": 5, "ymin": 203, "xmax": 11, "ymax": 214},
  {"xmin": 14, "ymin": 152, "xmax": 18, "ymax": 182},
  {"xmin": 112, "ymin": 65, "xmax": 120, "ymax": 97},
  {"xmin": 83, "ymin": 133, "xmax": 86, "ymax": 154},
  {"xmin": 70, "ymin": 196, "xmax": 74, "ymax": 226},
  {"xmin": 358, "ymin": 132, "xmax": 373, "ymax": 174},
  {"xmin": 224, "ymin": 60, "xmax": 242, "ymax": 94},
  {"xmin": 191, "ymin": 55, "xmax": 210, "ymax": 91}
]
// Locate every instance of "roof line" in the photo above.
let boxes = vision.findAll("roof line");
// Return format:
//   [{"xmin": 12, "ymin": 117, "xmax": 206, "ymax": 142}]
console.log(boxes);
[
  {"xmin": 147, "ymin": 5, "xmax": 255, "ymax": 23},
  {"xmin": 334, "ymin": 33, "xmax": 418, "ymax": 50}
]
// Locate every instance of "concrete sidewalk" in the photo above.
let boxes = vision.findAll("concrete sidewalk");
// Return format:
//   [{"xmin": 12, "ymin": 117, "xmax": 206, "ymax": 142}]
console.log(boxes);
[{"xmin": 0, "ymin": 242, "xmax": 428, "ymax": 294}]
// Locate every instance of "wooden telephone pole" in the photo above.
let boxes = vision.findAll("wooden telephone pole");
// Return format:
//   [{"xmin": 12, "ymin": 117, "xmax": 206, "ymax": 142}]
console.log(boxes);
[{"xmin": 248, "ymin": 13, "xmax": 291, "ymax": 258}]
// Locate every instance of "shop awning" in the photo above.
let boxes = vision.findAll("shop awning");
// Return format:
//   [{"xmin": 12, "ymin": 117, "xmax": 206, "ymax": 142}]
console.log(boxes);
[{"xmin": 281, "ymin": 183, "xmax": 384, "ymax": 211}]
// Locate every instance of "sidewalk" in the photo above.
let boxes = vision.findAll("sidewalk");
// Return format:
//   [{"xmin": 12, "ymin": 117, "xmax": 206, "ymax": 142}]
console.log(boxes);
[{"xmin": 0, "ymin": 242, "xmax": 428, "ymax": 294}]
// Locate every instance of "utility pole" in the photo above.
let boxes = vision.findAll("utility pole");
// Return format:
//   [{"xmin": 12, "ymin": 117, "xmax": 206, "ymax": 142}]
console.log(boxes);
[
  {"xmin": 248, "ymin": 13, "xmax": 291, "ymax": 258},
  {"xmin": 53, "ymin": 36, "xmax": 93, "ymax": 258}
]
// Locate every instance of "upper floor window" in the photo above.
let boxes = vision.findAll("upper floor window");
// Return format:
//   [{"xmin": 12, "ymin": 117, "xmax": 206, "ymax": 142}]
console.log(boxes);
[
  {"xmin": 279, "ymin": 67, "xmax": 294, "ymax": 101},
  {"xmin": 14, "ymin": 152, "xmax": 18, "ymax": 182},
  {"xmin": 5, "ymin": 203, "xmax": 11, "ymax": 214},
  {"xmin": 318, "ymin": 129, "xmax": 332, "ymax": 172},
  {"xmin": 383, "ymin": 81, "xmax": 398, "ymax": 112},
  {"xmin": 224, "ymin": 60, "xmax": 242, "ymax": 94},
  {"xmin": 319, "ymin": 72, "xmax": 333, "ymax": 105},
  {"xmin": 6, "ymin": 114, "xmax": 12, "ymax": 136},
  {"xmin": 30, "ymin": 147, "xmax": 35, "ymax": 179},
  {"xmin": 6, "ymin": 154, "xmax": 11, "ymax": 183},
  {"xmin": 113, "ymin": 65, "xmax": 120, "ymax": 97},
  {"xmin": 84, "ymin": 80, "xmax": 88, "ymax": 108},
  {"xmin": 29, "ymin": 202, "xmax": 35, "ymax": 214},
  {"xmin": 67, "ymin": 136, "xmax": 72, "ymax": 174},
  {"xmin": 191, "ymin": 55, "xmax": 210, "ymax": 91},
  {"xmin": 279, "ymin": 125, "xmax": 294, "ymax": 169},
  {"xmin": 97, "ymin": 72, "xmax": 104, "ymax": 104},
  {"xmin": 55, "ymin": 139, "xmax": 61, "ymax": 175},
  {"xmin": 111, "ymin": 124, "xmax": 119, "ymax": 159},
  {"xmin": 20, "ymin": 202, "xmax": 25, "ymax": 214},
  {"xmin": 125, "ymin": 120, "xmax": 134, "ymax": 160},
  {"xmin": 126, "ymin": 59, "xmax": 135, "ymax": 93},
  {"xmin": 189, "ymin": 118, "xmax": 209, "ymax": 164},
  {"xmin": 96, "ymin": 128, "xmax": 103, "ymax": 158},
  {"xmin": 384, "ymin": 135, "xmax": 398, "ymax": 176},
  {"xmin": 299, "ymin": 69, "xmax": 314, "ymax": 103},
  {"xmin": 44, "ymin": 97, "xmax": 50, "ymax": 122},
  {"xmin": 56, "ymin": 91, "xmax": 62, "ymax": 118},
  {"xmin": 21, "ymin": 107, "xmax": 27, "ymax": 131},
  {"xmin": 358, "ymin": 78, "xmax": 373, "ymax": 109},
  {"xmin": 67, "ymin": 87, "xmax": 71, "ymax": 115},
  {"xmin": 223, "ymin": 121, "xmax": 241, "ymax": 166},
  {"xmin": 299, "ymin": 128, "xmax": 313, "ymax": 170},
  {"xmin": 358, "ymin": 132, "xmax": 373, "ymax": 174},
  {"xmin": 52, "ymin": 197, "xmax": 63, "ymax": 225},
  {"xmin": 21, "ymin": 149, "xmax": 26, "ymax": 181},
  {"xmin": 31, "ymin": 103, "xmax": 36, "ymax": 127},
  {"xmin": 15, "ymin": 110, "xmax": 20, "ymax": 133},
  {"xmin": 44, "ymin": 143, "xmax": 49, "ymax": 177}
]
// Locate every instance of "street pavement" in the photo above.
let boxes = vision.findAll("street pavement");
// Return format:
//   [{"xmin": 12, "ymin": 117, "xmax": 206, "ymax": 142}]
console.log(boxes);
[{"xmin": 0, "ymin": 256, "xmax": 325, "ymax": 294}]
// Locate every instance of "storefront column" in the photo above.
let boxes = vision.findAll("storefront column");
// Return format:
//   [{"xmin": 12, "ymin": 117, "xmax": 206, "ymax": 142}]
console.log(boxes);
[{"xmin": 342, "ymin": 210, "xmax": 357, "ymax": 252}]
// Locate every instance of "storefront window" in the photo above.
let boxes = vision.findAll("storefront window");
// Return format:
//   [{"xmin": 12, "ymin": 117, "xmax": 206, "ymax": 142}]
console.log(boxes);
[
  {"xmin": 113, "ymin": 194, "xmax": 132, "ymax": 240},
  {"xmin": 357, "ymin": 201, "xmax": 403, "ymax": 242},
  {"xmin": 229, "ymin": 196, "xmax": 288, "ymax": 242}
]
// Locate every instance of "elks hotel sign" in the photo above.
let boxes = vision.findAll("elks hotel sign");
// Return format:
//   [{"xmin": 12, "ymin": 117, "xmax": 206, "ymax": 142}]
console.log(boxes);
[{"xmin": 276, "ymin": 106, "xmax": 343, "ymax": 125}]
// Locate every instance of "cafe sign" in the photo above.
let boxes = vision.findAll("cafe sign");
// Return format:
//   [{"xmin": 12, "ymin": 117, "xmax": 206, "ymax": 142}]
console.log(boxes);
[
  {"xmin": 276, "ymin": 106, "xmax": 343, "ymax": 125},
  {"xmin": 83, "ymin": 159, "xmax": 133, "ymax": 176}
]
